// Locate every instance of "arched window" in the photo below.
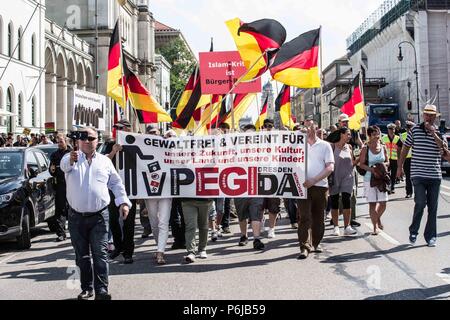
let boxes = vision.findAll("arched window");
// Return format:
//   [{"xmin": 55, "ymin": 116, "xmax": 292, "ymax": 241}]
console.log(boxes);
[
  {"xmin": 6, "ymin": 88, "xmax": 12, "ymax": 112},
  {"xmin": 8, "ymin": 22, "xmax": 13, "ymax": 57},
  {"xmin": 17, "ymin": 93, "xmax": 23, "ymax": 127},
  {"xmin": 18, "ymin": 28, "xmax": 23, "ymax": 61},
  {"xmin": 6, "ymin": 87, "xmax": 13, "ymax": 133},
  {"xmin": 31, "ymin": 34, "xmax": 36, "ymax": 65},
  {"xmin": 31, "ymin": 97, "xmax": 36, "ymax": 127}
]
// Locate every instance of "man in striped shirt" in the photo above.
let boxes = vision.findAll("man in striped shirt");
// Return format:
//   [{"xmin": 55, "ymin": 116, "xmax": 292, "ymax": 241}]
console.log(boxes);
[{"xmin": 397, "ymin": 105, "xmax": 447, "ymax": 247}]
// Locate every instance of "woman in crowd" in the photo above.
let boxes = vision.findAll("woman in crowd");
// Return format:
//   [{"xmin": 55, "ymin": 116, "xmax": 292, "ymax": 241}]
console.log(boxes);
[
  {"xmin": 145, "ymin": 129, "xmax": 177, "ymax": 264},
  {"xmin": 330, "ymin": 127, "xmax": 357, "ymax": 236},
  {"xmin": 359, "ymin": 126, "xmax": 389, "ymax": 235}
]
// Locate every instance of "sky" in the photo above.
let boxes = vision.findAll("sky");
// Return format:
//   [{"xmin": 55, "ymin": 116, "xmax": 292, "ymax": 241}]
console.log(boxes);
[{"xmin": 149, "ymin": 0, "xmax": 384, "ymax": 121}]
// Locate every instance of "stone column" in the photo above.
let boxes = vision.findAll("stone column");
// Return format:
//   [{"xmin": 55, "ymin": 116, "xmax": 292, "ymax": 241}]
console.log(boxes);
[
  {"xmin": 45, "ymin": 73, "xmax": 57, "ymax": 128},
  {"xmin": 67, "ymin": 81, "xmax": 77, "ymax": 131},
  {"xmin": 57, "ymin": 77, "xmax": 68, "ymax": 133}
]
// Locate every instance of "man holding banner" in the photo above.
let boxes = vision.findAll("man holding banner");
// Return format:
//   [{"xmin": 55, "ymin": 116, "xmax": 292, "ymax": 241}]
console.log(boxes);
[{"xmin": 297, "ymin": 122, "xmax": 334, "ymax": 260}]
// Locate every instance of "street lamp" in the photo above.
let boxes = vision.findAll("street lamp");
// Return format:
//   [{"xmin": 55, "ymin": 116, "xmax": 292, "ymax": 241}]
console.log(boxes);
[{"xmin": 397, "ymin": 41, "xmax": 420, "ymax": 123}]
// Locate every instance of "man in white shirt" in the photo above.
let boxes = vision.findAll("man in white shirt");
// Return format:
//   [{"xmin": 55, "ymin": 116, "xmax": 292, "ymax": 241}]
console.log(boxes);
[
  {"xmin": 61, "ymin": 128, "xmax": 131, "ymax": 300},
  {"xmin": 297, "ymin": 122, "xmax": 335, "ymax": 260}
]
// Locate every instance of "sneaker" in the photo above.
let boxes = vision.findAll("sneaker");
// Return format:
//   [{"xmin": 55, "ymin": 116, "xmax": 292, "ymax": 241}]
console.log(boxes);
[
  {"xmin": 409, "ymin": 234, "xmax": 417, "ymax": 245},
  {"xmin": 198, "ymin": 251, "xmax": 208, "ymax": 259},
  {"xmin": 313, "ymin": 245, "xmax": 323, "ymax": 253},
  {"xmin": 291, "ymin": 223, "xmax": 299, "ymax": 229},
  {"xmin": 55, "ymin": 235, "xmax": 66, "ymax": 242},
  {"xmin": 222, "ymin": 227, "xmax": 231, "ymax": 234},
  {"xmin": 253, "ymin": 238, "xmax": 265, "ymax": 250},
  {"xmin": 427, "ymin": 238, "xmax": 437, "ymax": 247},
  {"xmin": 333, "ymin": 226, "xmax": 340, "ymax": 236},
  {"xmin": 297, "ymin": 249, "xmax": 309, "ymax": 260},
  {"xmin": 350, "ymin": 220, "xmax": 361, "ymax": 228},
  {"xmin": 238, "ymin": 235, "xmax": 249, "ymax": 246},
  {"xmin": 217, "ymin": 230, "xmax": 223, "ymax": 238},
  {"xmin": 184, "ymin": 253, "xmax": 196, "ymax": 263},
  {"xmin": 344, "ymin": 226, "xmax": 357, "ymax": 236},
  {"xmin": 211, "ymin": 231, "xmax": 218, "ymax": 242},
  {"xmin": 267, "ymin": 228, "xmax": 276, "ymax": 239}
]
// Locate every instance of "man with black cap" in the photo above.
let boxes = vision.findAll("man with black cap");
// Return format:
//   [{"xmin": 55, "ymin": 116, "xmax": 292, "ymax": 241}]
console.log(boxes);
[{"xmin": 103, "ymin": 119, "xmax": 138, "ymax": 264}]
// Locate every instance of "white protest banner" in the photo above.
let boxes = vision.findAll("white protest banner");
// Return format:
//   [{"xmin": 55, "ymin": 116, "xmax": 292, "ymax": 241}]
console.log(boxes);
[
  {"xmin": 73, "ymin": 89, "xmax": 106, "ymax": 131},
  {"xmin": 117, "ymin": 131, "xmax": 307, "ymax": 200}
]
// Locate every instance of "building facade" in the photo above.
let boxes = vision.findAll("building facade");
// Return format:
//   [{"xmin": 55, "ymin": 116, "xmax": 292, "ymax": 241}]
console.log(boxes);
[
  {"xmin": 347, "ymin": 0, "xmax": 450, "ymax": 123},
  {"xmin": 0, "ymin": 0, "xmax": 45, "ymax": 134},
  {"xmin": 45, "ymin": 0, "xmax": 159, "ymax": 135}
]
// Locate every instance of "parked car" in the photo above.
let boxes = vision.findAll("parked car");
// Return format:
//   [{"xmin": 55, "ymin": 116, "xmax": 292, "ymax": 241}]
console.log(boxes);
[
  {"xmin": 0, "ymin": 148, "xmax": 56, "ymax": 249},
  {"xmin": 33, "ymin": 144, "xmax": 59, "ymax": 159}
]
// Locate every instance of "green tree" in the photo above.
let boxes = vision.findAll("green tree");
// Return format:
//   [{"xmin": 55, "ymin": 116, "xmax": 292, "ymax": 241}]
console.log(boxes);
[{"xmin": 157, "ymin": 38, "xmax": 196, "ymax": 108}]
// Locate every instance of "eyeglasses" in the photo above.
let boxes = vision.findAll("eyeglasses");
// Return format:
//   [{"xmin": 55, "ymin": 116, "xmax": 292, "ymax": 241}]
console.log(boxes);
[
  {"xmin": 264, "ymin": 124, "xmax": 274, "ymax": 129},
  {"xmin": 81, "ymin": 136, "xmax": 97, "ymax": 142}
]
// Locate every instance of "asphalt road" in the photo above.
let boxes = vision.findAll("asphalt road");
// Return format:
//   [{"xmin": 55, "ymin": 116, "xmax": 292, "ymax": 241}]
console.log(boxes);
[{"xmin": 1, "ymin": 177, "xmax": 450, "ymax": 300}]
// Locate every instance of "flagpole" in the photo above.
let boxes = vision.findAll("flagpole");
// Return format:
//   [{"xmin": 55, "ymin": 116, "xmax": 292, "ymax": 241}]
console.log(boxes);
[
  {"xmin": 319, "ymin": 26, "xmax": 324, "ymax": 128},
  {"xmin": 193, "ymin": 51, "xmax": 267, "ymax": 135},
  {"xmin": 288, "ymin": 86, "xmax": 292, "ymax": 130},
  {"xmin": 117, "ymin": 5, "xmax": 127, "ymax": 121}
]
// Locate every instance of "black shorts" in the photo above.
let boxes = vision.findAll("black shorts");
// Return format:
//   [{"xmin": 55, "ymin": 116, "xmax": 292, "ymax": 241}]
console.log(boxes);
[
  {"xmin": 330, "ymin": 193, "xmax": 351, "ymax": 210},
  {"xmin": 263, "ymin": 198, "xmax": 281, "ymax": 214},
  {"xmin": 235, "ymin": 198, "xmax": 264, "ymax": 222}
]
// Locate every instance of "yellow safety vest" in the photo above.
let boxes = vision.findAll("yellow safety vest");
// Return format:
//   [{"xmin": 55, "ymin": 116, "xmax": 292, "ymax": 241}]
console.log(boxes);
[
  {"xmin": 401, "ymin": 132, "xmax": 413, "ymax": 158},
  {"xmin": 382, "ymin": 135, "xmax": 400, "ymax": 160}
]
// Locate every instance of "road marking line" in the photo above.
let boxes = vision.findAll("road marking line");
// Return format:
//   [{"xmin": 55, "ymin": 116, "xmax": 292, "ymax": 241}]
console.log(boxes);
[
  {"xmin": 364, "ymin": 223, "xmax": 400, "ymax": 245},
  {"xmin": 0, "ymin": 252, "xmax": 22, "ymax": 265},
  {"xmin": 436, "ymin": 273, "xmax": 450, "ymax": 284}
]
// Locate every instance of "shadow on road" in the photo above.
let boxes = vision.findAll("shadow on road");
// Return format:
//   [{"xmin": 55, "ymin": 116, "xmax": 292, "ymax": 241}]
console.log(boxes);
[{"xmin": 365, "ymin": 284, "xmax": 450, "ymax": 300}]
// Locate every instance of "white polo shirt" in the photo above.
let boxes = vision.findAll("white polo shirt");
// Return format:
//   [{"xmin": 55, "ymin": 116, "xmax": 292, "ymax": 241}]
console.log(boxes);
[{"xmin": 306, "ymin": 138, "xmax": 334, "ymax": 188}]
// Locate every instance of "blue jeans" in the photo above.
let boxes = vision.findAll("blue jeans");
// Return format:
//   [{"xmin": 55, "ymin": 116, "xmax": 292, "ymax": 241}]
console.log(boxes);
[
  {"xmin": 68, "ymin": 207, "xmax": 109, "ymax": 293},
  {"xmin": 410, "ymin": 178, "xmax": 441, "ymax": 242}
]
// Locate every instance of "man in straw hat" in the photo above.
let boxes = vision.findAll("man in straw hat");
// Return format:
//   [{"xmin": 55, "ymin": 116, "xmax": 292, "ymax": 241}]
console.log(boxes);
[{"xmin": 397, "ymin": 105, "xmax": 448, "ymax": 247}]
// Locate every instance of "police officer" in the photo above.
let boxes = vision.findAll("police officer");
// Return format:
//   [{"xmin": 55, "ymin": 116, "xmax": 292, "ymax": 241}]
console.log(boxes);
[
  {"xmin": 382, "ymin": 123, "xmax": 403, "ymax": 194},
  {"xmin": 49, "ymin": 133, "xmax": 72, "ymax": 241}
]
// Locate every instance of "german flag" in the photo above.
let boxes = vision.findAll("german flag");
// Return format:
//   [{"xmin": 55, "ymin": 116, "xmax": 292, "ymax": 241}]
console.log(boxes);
[
  {"xmin": 226, "ymin": 18, "xmax": 286, "ymax": 81},
  {"xmin": 340, "ymin": 74, "xmax": 366, "ymax": 130},
  {"xmin": 270, "ymin": 28, "xmax": 321, "ymax": 89},
  {"xmin": 223, "ymin": 93, "xmax": 256, "ymax": 128},
  {"xmin": 255, "ymin": 96, "xmax": 269, "ymax": 130},
  {"xmin": 275, "ymin": 85, "xmax": 294, "ymax": 129},
  {"xmin": 175, "ymin": 68, "xmax": 197, "ymax": 117},
  {"xmin": 107, "ymin": 21, "xmax": 126, "ymax": 108},
  {"xmin": 196, "ymin": 95, "xmax": 223, "ymax": 135},
  {"xmin": 123, "ymin": 59, "xmax": 172, "ymax": 122},
  {"xmin": 172, "ymin": 76, "xmax": 203, "ymax": 130}
]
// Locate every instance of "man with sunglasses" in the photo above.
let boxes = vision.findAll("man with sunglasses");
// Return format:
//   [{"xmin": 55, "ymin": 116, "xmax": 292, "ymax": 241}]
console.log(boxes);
[{"xmin": 61, "ymin": 128, "xmax": 131, "ymax": 300}]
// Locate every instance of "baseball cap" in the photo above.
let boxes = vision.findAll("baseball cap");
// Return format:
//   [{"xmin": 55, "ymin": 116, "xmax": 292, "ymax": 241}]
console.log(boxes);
[
  {"xmin": 338, "ymin": 114, "xmax": 350, "ymax": 122},
  {"xmin": 387, "ymin": 123, "xmax": 396, "ymax": 130}
]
